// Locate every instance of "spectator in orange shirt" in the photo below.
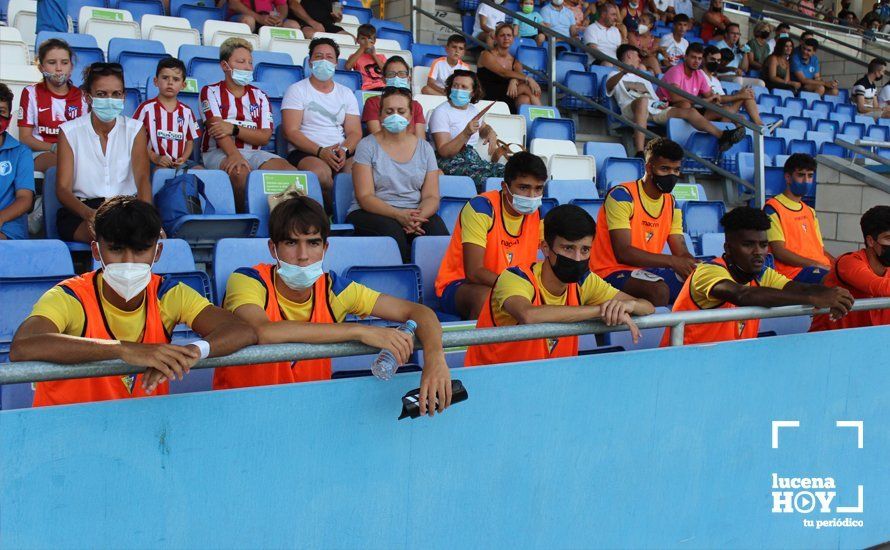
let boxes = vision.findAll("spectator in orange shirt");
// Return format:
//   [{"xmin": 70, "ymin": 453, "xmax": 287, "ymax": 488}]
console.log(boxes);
[
  {"xmin": 811, "ymin": 206, "xmax": 890, "ymax": 332},
  {"xmin": 345, "ymin": 24, "xmax": 387, "ymax": 91}
]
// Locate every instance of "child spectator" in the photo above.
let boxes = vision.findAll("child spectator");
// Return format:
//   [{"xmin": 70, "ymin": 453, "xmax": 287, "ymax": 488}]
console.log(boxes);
[
  {"xmin": 134, "ymin": 58, "xmax": 202, "ymax": 170},
  {"xmin": 514, "ymin": 0, "xmax": 546, "ymax": 46},
  {"xmin": 345, "ymin": 24, "xmax": 387, "ymax": 91},
  {"xmin": 0, "ymin": 84, "xmax": 36, "ymax": 240},
  {"xmin": 422, "ymin": 35, "xmax": 470, "ymax": 95}
]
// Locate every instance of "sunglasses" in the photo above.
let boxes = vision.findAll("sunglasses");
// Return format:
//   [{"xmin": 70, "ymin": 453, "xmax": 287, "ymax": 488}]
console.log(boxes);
[{"xmin": 88, "ymin": 62, "xmax": 124, "ymax": 73}]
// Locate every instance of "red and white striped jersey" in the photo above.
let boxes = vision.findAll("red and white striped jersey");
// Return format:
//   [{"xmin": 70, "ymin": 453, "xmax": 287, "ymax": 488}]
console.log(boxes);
[
  {"xmin": 199, "ymin": 81, "xmax": 273, "ymax": 153},
  {"xmin": 133, "ymin": 98, "xmax": 201, "ymax": 160},
  {"xmin": 17, "ymin": 81, "xmax": 88, "ymax": 143}
]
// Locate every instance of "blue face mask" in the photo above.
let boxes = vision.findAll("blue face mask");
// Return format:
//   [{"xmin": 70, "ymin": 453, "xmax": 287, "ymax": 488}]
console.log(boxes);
[
  {"xmin": 449, "ymin": 88, "xmax": 471, "ymax": 107},
  {"xmin": 276, "ymin": 257, "xmax": 324, "ymax": 290},
  {"xmin": 789, "ymin": 178, "xmax": 814, "ymax": 197},
  {"xmin": 91, "ymin": 97, "xmax": 124, "ymax": 122},
  {"xmin": 381, "ymin": 113, "xmax": 410, "ymax": 133},
  {"xmin": 507, "ymin": 187, "xmax": 542, "ymax": 214},
  {"xmin": 385, "ymin": 76, "xmax": 409, "ymax": 89},
  {"xmin": 311, "ymin": 59, "xmax": 336, "ymax": 81},
  {"xmin": 231, "ymin": 68, "xmax": 253, "ymax": 86}
]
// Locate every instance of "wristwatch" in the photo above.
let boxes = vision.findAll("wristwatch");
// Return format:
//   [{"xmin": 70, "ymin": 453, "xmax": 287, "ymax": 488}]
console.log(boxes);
[
  {"xmin": 231, "ymin": 124, "xmax": 240, "ymax": 137},
  {"xmin": 343, "ymin": 145, "xmax": 352, "ymax": 158}
]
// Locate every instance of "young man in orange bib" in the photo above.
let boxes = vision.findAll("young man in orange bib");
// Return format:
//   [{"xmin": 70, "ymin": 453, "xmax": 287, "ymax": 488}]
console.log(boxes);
[
  {"xmin": 465, "ymin": 204, "xmax": 655, "ymax": 367},
  {"xmin": 10, "ymin": 197, "xmax": 256, "ymax": 407},
  {"xmin": 764, "ymin": 153, "xmax": 834, "ymax": 284},
  {"xmin": 662, "ymin": 207, "xmax": 854, "ymax": 346},
  {"xmin": 216, "ymin": 193, "xmax": 452, "ymax": 416},
  {"xmin": 590, "ymin": 138, "xmax": 698, "ymax": 307},
  {"xmin": 811, "ymin": 206, "xmax": 890, "ymax": 332},
  {"xmin": 436, "ymin": 152, "xmax": 547, "ymax": 320}
]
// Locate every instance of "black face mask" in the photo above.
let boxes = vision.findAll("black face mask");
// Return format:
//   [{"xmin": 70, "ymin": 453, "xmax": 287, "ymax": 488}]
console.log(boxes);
[
  {"xmin": 653, "ymin": 173, "xmax": 679, "ymax": 193},
  {"xmin": 705, "ymin": 61, "xmax": 721, "ymax": 72},
  {"xmin": 758, "ymin": 31, "xmax": 771, "ymax": 39},
  {"xmin": 723, "ymin": 254, "xmax": 756, "ymax": 283},
  {"xmin": 711, "ymin": 6, "xmax": 722, "ymax": 11},
  {"xmin": 550, "ymin": 252, "xmax": 590, "ymax": 284},
  {"xmin": 876, "ymin": 243, "xmax": 890, "ymax": 267}
]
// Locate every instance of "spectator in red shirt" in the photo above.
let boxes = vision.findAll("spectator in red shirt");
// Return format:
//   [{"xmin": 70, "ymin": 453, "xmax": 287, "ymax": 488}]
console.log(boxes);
[
  {"xmin": 701, "ymin": 0, "xmax": 731, "ymax": 42},
  {"xmin": 811, "ymin": 206, "xmax": 890, "ymax": 332}
]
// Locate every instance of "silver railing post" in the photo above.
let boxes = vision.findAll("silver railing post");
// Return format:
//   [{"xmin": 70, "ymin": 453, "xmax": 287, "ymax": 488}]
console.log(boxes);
[
  {"xmin": 670, "ymin": 322, "xmax": 685, "ymax": 347},
  {"xmin": 548, "ymin": 34, "xmax": 557, "ymax": 108},
  {"xmin": 753, "ymin": 129, "xmax": 766, "ymax": 208}
]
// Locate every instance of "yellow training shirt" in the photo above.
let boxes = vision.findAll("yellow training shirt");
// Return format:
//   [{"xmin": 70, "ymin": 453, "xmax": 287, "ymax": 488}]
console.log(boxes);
[{"xmin": 690, "ymin": 262, "xmax": 791, "ymax": 309}]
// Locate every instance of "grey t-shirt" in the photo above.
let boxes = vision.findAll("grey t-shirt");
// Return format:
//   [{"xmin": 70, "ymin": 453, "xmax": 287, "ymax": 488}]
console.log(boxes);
[{"xmin": 349, "ymin": 134, "xmax": 439, "ymax": 214}]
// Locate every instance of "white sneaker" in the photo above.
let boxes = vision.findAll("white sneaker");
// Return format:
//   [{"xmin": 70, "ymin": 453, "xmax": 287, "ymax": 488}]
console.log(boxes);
[
  {"xmin": 28, "ymin": 195, "xmax": 43, "ymax": 237},
  {"xmin": 763, "ymin": 120, "xmax": 783, "ymax": 136}
]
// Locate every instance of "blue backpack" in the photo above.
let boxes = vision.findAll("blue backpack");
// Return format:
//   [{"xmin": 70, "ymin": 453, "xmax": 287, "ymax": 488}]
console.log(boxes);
[{"xmin": 154, "ymin": 169, "xmax": 215, "ymax": 234}]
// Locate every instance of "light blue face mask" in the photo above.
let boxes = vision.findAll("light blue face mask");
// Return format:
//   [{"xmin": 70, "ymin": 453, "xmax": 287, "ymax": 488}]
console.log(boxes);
[
  {"xmin": 311, "ymin": 59, "xmax": 337, "ymax": 81},
  {"xmin": 276, "ymin": 257, "xmax": 324, "ymax": 290},
  {"xmin": 382, "ymin": 113, "xmax": 410, "ymax": 133},
  {"xmin": 231, "ymin": 68, "xmax": 253, "ymax": 86},
  {"xmin": 449, "ymin": 88, "xmax": 471, "ymax": 107},
  {"xmin": 789, "ymin": 177, "xmax": 815, "ymax": 198},
  {"xmin": 385, "ymin": 76, "xmax": 410, "ymax": 89},
  {"xmin": 506, "ymin": 187, "xmax": 542, "ymax": 214},
  {"xmin": 91, "ymin": 97, "xmax": 124, "ymax": 122}
]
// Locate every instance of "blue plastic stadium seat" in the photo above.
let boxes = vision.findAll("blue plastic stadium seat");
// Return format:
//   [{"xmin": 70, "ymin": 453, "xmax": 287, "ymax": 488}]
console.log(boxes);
[
  {"xmin": 834, "ymin": 103, "xmax": 856, "ymax": 118},
  {"xmin": 180, "ymin": 44, "xmax": 220, "ymax": 68},
  {"xmin": 245, "ymin": 171, "xmax": 330, "ymax": 238},
  {"xmin": 410, "ymin": 43, "xmax": 445, "ymax": 67},
  {"xmin": 785, "ymin": 116, "xmax": 811, "ymax": 133},
  {"xmin": 187, "ymin": 57, "xmax": 224, "ymax": 88},
  {"xmin": 108, "ymin": 37, "xmax": 166, "ymax": 64},
  {"xmin": 344, "ymin": 264, "xmax": 421, "ymax": 304},
  {"xmin": 255, "ymin": 63, "xmax": 303, "ymax": 84},
  {"xmin": 765, "ymin": 166, "xmax": 786, "ymax": 197},
  {"xmin": 41, "ymin": 169, "xmax": 91, "ymax": 252},
  {"xmin": 770, "ymin": 88, "xmax": 793, "ymax": 102},
  {"xmin": 114, "ymin": 46, "xmax": 170, "ymax": 91},
  {"xmin": 757, "ymin": 93, "xmax": 781, "ymax": 113},
  {"xmin": 151, "ymin": 169, "xmax": 260, "ymax": 244},
  {"xmin": 342, "ymin": 4, "xmax": 372, "ymax": 23},
  {"xmin": 547, "ymin": 180, "xmax": 598, "ymax": 206},
  {"xmin": 774, "ymin": 127, "xmax": 804, "ymax": 149},
  {"xmin": 787, "ymin": 139, "xmax": 816, "ymax": 156},
  {"xmin": 719, "ymin": 135, "xmax": 751, "ymax": 174},
  {"xmin": 35, "ymin": 31, "xmax": 98, "ymax": 50},
  {"xmin": 583, "ymin": 141, "xmax": 628, "ymax": 162},
  {"xmin": 772, "ymin": 106, "xmax": 798, "ymax": 121},
  {"xmin": 737, "ymin": 152, "xmax": 754, "ymax": 184},
  {"xmin": 117, "ymin": 0, "xmax": 163, "ymax": 21},
  {"xmin": 666, "ymin": 118, "xmax": 698, "ymax": 151},
  {"xmin": 518, "ymin": 104, "xmax": 560, "ymax": 128},
  {"xmin": 555, "ymin": 60, "xmax": 585, "ymax": 84},
  {"xmin": 333, "ymin": 173, "xmax": 355, "ymax": 225},
  {"xmin": 170, "ymin": 0, "xmax": 212, "ymax": 16},
  {"xmin": 760, "ymin": 113, "xmax": 782, "ymax": 128},
  {"xmin": 122, "ymin": 88, "xmax": 141, "ymax": 117},
  {"xmin": 587, "ymin": 65, "xmax": 616, "ymax": 104},
  {"xmin": 797, "ymin": 90, "xmax": 820, "ymax": 107},
  {"xmin": 682, "ymin": 201, "xmax": 726, "ymax": 252},
  {"xmin": 763, "ymin": 135, "xmax": 785, "ymax": 160},
  {"xmin": 411, "ymin": 236, "xmax": 451, "ymax": 311},
  {"xmin": 569, "ymin": 198, "xmax": 605, "ymax": 221},
  {"xmin": 810, "ymin": 100, "xmax": 832, "ymax": 116},
  {"xmin": 758, "ymin": 315, "xmax": 812, "ymax": 336},
  {"xmin": 856, "ymin": 114, "xmax": 877, "ymax": 128},
  {"xmin": 866, "ymin": 125, "xmax": 890, "ymax": 141},
  {"xmin": 681, "ymin": 132, "xmax": 719, "ymax": 174},
  {"xmin": 437, "ymin": 197, "xmax": 470, "ymax": 233},
  {"xmin": 516, "ymin": 46, "xmax": 548, "ymax": 85},
  {"xmin": 528, "ymin": 117, "xmax": 575, "ymax": 142},
  {"xmin": 325, "ymin": 236, "xmax": 402, "ymax": 275},
  {"xmin": 333, "ymin": 70, "xmax": 362, "ymax": 92},
  {"xmin": 178, "ymin": 3, "xmax": 225, "ymax": 31},
  {"xmin": 829, "ymin": 112, "xmax": 853, "ymax": 127},
  {"xmin": 822, "ymin": 93, "xmax": 842, "ymax": 105},
  {"xmin": 559, "ymin": 71, "xmax": 597, "ymax": 112},
  {"xmin": 700, "ymin": 232, "xmax": 726, "ymax": 257},
  {"xmin": 557, "ymin": 50, "xmax": 587, "ymax": 67},
  {"xmin": 819, "ymin": 141, "xmax": 845, "ymax": 157},
  {"xmin": 377, "ymin": 27, "xmax": 413, "ymax": 50},
  {"xmin": 212, "ymin": 238, "xmax": 274, "ymax": 304},
  {"xmin": 814, "ymin": 119, "xmax": 839, "ymax": 138},
  {"xmin": 804, "ymin": 131, "xmax": 833, "ymax": 151},
  {"xmin": 783, "ymin": 97, "xmax": 807, "ymax": 112},
  {"xmin": 540, "ymin": 197, "xmax": 558, "ymax": 216},
  {"xmin": 599, "ymin": 158, "xmax": 644, "ymax": 192},
  {"xmin": 370, "ymin": 17, "xmax": 405, "ymax": 32},
  {"xmin": 440, "ymin": 175, "xmax": 477, "ymax": 198}
]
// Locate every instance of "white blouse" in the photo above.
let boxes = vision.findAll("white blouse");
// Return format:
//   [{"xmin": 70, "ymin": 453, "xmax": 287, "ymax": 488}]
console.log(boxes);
[{"xmin": 61, "ymin": 115, "xmax": 142, "ymax": 199}]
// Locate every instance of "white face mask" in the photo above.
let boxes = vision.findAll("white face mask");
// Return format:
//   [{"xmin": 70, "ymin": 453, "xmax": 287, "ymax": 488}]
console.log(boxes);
[
  {"xmin": 274, "ymin": 249, "xmax": 324, "ymax": 290},
  {"xmin": 97, "ymin": 244, "xmax": 157, "ymax": 302},
  {"xmin": 637, "ymin": 24, "xmax": 649, "ymax": 33}
]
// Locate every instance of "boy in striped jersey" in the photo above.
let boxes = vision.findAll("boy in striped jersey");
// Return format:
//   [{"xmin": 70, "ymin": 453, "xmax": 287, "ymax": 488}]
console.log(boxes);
[
  {"xmin": 200, "ymin": 38, "xmax": 295, "ymax": 211},
  {"xmin": 134, "ymin": 58, "xmax": 202, "ymax": 171}
]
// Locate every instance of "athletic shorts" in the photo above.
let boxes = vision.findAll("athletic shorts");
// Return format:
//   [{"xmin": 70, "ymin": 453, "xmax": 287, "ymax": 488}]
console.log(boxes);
[
  {"xmin": 202, "ymin": 148, "xmax": 281, "ymax": 171},
  {"xmin": 438, "ymin": 279, "xmax": 465, "ymax": 316},
  {"xmin": 604, "ymin": 267, "xmax": 685, "ymax": 303}
]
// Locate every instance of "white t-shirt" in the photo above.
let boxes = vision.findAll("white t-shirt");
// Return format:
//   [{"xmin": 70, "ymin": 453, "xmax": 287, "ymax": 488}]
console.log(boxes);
[
  {"xmin": 607, "ymin": 72, "xmax": 665, "ymax": 114},
  {"xmin": 673, "ymin": 0, "xmax": 693, "ymax": 18},
  {"xmin": 705, "ymin": 73, "xmax": 726, "ymax": 95},
  {"xmin": 429, "ymin": 57, "xmax": 470, "ymax": 89},
  {"xmin": 653, "ymin": 0, "xmax": 675, "ymax": 12},
  {"xmin": 281, "ymin": 78, "xmax": 360, "ymax": 151},
  {"xmin": 879, "ymin": 83, "xmax": 890, "ymax": 107},
  {"xmin": 473, "ymin": 3, "xmax": 505, "ymax": 36},
  {"xmin": 659, "ymin": 34, "xmax": 689, "ymax": 65},
  {"xmin": 61, "ymin": 115, "xmax": 142, "ymax": 199},
  {"xmin": 583, "ymin": 22, "xmax": 622, "ymax": 63},
  {"xmin": 429, "ymin": 101, "xmax": 480, "ymax": 147}
]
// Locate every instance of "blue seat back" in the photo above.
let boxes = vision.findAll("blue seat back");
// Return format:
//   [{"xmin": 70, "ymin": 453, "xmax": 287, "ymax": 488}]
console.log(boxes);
[
  {"xmin": 439, "ymin": 175, "xmax": 476, "ymax": 198},
  {"xmin": 116, "ymin": 0, "xmax": 163, "ymax": 22},
  {"xmin": 555, "ymin": 60, "xmax": 585, "ymax": 84},
  {"xmin": 770, "ymin": 88, "xmax": 793, "ymax": 102},
  {"xmin": 814, "ymin": 119, "xmax": 839, "ymax": 138},
  {"xmin": 255, "ymin": 63, "xmax": 303, "ymax": 84},
  {"xmin": 783, "ymin": 97, "xmax": 806, "ymax": 112},
  {"xmin": 701, "ymin": 232, "xmax": 726, "ymax": 257},
  {"xmin": 529, "ymin": 117, "xmax": 575, "ymax": 142},
  {"xmin": 787, "ymin": 139, "xmax": 816, "ymax": 156},
  {"xmin": 437, "ymin": 197, "xmax": 470, "ymax": 233},
  {"xmin": 785, "ymin": 116, "xmax": 811, "ymax": 133},
  {"xmin": 515, "ymin": 46, "xmax": 548, "ymax": 75},
  {"xmin": 325, "ymin": 236, "xmax": 402, "ymax": 275},
  {"xmin": 763, "ymin": 136, "xmax": 785, "ymax": 159},
  {"xmin": 569, "ymin": 198, "xmax": 605, "ymax": 221},
  {"xmin": 68, "ymin": 0, "xmax": 106, "ymax": 23},
  {"xmin": 810, "ymin": 100, "xmax": 832, "ymax": 116},
  {"xmin": 757, "ymin": 94, "xmax": 781, "ymax": 113},
  {"xmin": 583, "ymin": 141, "xmax": 627, "ymax": 161},
  {"xmin": 737, "ymin": 152, "xmax": 754, "ymax": 183},
  {"xmin": 187, "ymin": 57, "xmax": 224, "ymax": 88},
  {"xmin": 600, "ymin": 157, "xmax": 644, "ymax": 189},
  {"xmin": 556, "ymin": 50, "xmax": 587, "ymax": 66},
  {"xmin": 829, "ymin": 112, "xmax": 852, "ymax": 126},
  {"xmin": 819, "ymin": 141, "xmax": 845, "ymax": 157},
  {"xmin": 179, "ymin": 44, "xmax": 220, "ymax": 67},
  {"xmin": 547, "ymin": 180, "xmax": 598, "ymax": 206},
  {"xmin": 333, "ymin": 173, "xmax": 355, "ymax": 225},
  {"xmin": 35, "ymin": 31, "xmax": 99, "ymax": 50},
  {"xmin": 245, "ymin": 171, "xmax": 325, "ymax": 238},
  {"xmin": 119, "ymin": 51, "xmax": 171, "ymax": 90},
  {"xmin": 178, "ymin": 4, "xmax": 225, "ymax": 31},
  {"xmin": 343, "ymin": 265, "xmax": 421, "ymax": 304},
  {"xmin": 333, "ymin": 70, "xmax": 362, "ymax": 91},
  {"xmin": 69, "ymin": 47, "xmax": 105, "ymax": 86},
  {"xmin": 765, "ymin": 166, "xmax": 786, "ymax": 197},
  {"xmin": 560, "ymin": 71, "xmax": 597, "ymax": 109},
  {"xmin": 682, "ymin": 201, "xmax": 726, "ymax": 238},
  {"xmin": 774, "ymin": 127, "xmax": 804, "ymax": 148},
  {"xmin": 108, "ymin": 38, "xmax": 166, "ymax": 63},
  {"xmin": 410, "ymin": 43, "xmax": 445, "ymax": 66},
  {"xmin": 212, "ymin": 238, "xmax": 274, "ymax": 302},
  {"xmin": 342, "ymin": 4, "xmax": 372, "ymax": 23},
  {"xmin": 411, "ymin": 236, "xmax": 451, "ymax": 308},
  {"xmin": 804, "ymin": 131, "xmax": 833, "ymax": 150},
  {"xmin": 834, "ymin": 103, "xmax": 856, "ymax": 117},
  {"xmin": 866, "ymin": 125, "xmax": 889, "ymax": 141},
  {"xmin": 377, "ymin": 27, "xmax": 412, "ymax": 49},
  {"xmin": 151, "ymin": 169, "xmax": 237, "ymax": 214},
  {"xmin": 518, "ymin": 104, "xmax": 560, "ymax": 127}
]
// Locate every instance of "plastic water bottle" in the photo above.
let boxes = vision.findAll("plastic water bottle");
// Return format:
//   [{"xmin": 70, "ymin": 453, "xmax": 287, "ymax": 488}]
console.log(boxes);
[{"xmin": 371, "ymin": 320, "xmax": 417, "ymax": 381}]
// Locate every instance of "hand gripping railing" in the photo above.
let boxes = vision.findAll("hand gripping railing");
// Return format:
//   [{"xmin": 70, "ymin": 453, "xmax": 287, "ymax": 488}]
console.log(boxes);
[
  {"xmin": 411, "ymin": 0, "xmax": 768, "ymax": 204},
  {"xmin": 3, "ymin": 298, "xmax": 889, "ymax": 384}
]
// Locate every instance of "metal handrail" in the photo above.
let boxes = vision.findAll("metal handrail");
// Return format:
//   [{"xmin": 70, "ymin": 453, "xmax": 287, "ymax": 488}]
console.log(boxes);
[
  {"xmin": 411, "ymin": 3, "xmax": 763, "ymax": 197},
  {"xmin": 3, "ymin": 298, "xmax": 889, "ymax": 384},
  {"xmin": 836, "ymin": 138, "xmax": 890, "ymax": 165}
]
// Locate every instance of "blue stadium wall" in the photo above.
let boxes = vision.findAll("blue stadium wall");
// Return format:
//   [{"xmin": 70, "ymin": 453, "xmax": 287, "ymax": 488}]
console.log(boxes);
[{"xmin": 1, "ymin": 326, "xmax": 888, "ymax": 548}]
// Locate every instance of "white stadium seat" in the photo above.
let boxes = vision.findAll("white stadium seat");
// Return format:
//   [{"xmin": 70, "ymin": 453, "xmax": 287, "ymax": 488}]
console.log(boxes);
[
  {"xmin": 340, "ymin": 22, "xmax": 360, "ymax": 36},
  {"xmin": 412, "ymin": 65, "xmax": 430, "ymax": 95},
  {"xmin": 414, "ymin": 94, "xmax": 448, "ymax": 121},
  {"xmin": 0, "ymin": 26, "xmax": 24, "ymax": 42},
  {"xmin": 312, "ymin": 32, "xmax": 355, "ymax": 47},
  {"xmin": 268, "ymin": 38, "xmax": 310, "ymax": 67},
  {"xmin": 482, "ymin": 113, "xmax": 526, "ymax": 146},
  {"xmin": 79, "ymin": 7, "xmax": 140, "ymax": 52},
  {"xmin": 340, "ymin": 13, "xmax": 360, "ymax": 26},
  {"xmin": 375, "ymin": 38, "xmax": 402, "ymax": 51},
  {"xmin": 8, "ymin": 0, "xmax": 37, "ymax": 48},
  {"xmin": 0, "ymin": 39, "xmax": 31, "ymax": 66},
  {"xmin": 202, "ymin": 20, "xmax": 260, "ymax": 49},
  {"xmin": 142, "ymin": 15, "xmax": 200, "ymax": 55},
  {"xmin": 530, "ymin": 138, "xmax": 577, "ymax": 163},
  {"xmin": 477, "ymin": 100, "xmax": 511, "ymax": 116},
  {"xmin": 376, "ymin": 48, "xmax": 412, "ymax": 66},
  {"xmin": 0, "ymin": 64, "xmax": 42, "ymax": 140},
  {"xmin": 258, "ymin": 26, "xmax": 303, "ymax": 50},
  {"xmin": 547, "ymin": 154, "xmax": 596, "ymax": 181}
]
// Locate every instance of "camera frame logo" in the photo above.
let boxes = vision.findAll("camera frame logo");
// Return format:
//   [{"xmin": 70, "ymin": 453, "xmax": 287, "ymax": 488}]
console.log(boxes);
[{"xmin": 770, "ymin": 420, "xmax": 864, "ymax": 530}]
